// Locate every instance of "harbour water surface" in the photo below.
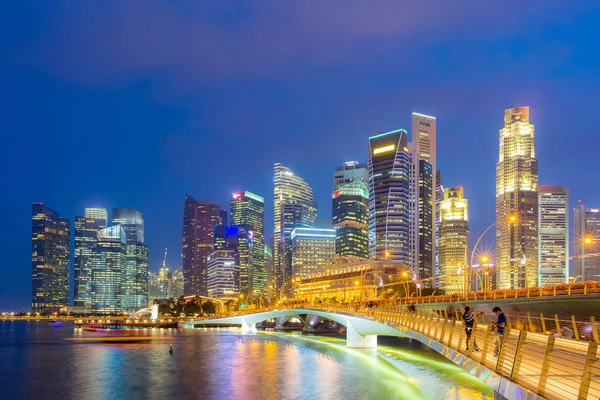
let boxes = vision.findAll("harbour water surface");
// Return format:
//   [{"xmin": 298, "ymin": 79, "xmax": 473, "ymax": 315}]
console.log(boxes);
[{"xmin": 0, "ymin": 321, "xmax": 493, "ymax": 399}]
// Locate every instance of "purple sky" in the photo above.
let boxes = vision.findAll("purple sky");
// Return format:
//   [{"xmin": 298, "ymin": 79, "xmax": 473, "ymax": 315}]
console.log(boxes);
[{"xmin": 2, "ymin": 1, "xmax": 600, "ymax": 310}]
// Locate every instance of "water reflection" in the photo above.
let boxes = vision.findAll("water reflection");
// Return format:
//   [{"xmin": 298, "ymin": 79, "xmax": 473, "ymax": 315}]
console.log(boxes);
[{"xmin": 0, "ymin": 322, "xmax": 493, "ymax": 400}]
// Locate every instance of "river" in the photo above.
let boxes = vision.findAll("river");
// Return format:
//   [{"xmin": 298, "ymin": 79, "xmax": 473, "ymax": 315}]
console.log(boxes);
[{"xmin": 0, "ymin": 321, "xmax": 493, "ymax": 399}]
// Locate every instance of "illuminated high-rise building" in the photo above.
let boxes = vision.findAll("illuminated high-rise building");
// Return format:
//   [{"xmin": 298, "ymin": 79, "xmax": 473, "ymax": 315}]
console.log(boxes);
[
  {"xmin": 332, "ymin": 180, "xmax": 369, "ymax": 258},
  {"xmin": 574, "ymin": 202, "xmax": 600, "ymax": 281},
  {"xmin": 538, "ymin": 186, "xmax": 569, "ymax": 285},
  {"xmin": 112, "ymin": 208, "xmax": 148, "ymax": 311},
  {"xmin": 435, "ymin": 169, "xmax": 443, "ymax": 287},
  {"xmin": 31, "ymin": 203, "xmax": 70, "ymax": 313},
  {"xmin": 74, "ymin": 208, "xmax": 108, "ymax": 309},
  {"xmin": 408, "ymin": 113, "xmax": 437, "ymax": 287},
  {"xmin": 368, "ymin": 129, "xmax": 410, "ymax": 264},
  {"xmin": 207, "ymin": 249, "xmax": 239, "ymax": 297},
  {"xmin": 333, "ymin": 161, "xmax": 368, "ymax": 190},
  {"xmin": 182, "ymin": 195, "xmax": 222, "ymax": 296},
  {"xmin": 496, "ymin": 106, "xmax": 539, "ymax": 289},
  {"xmin": 91, "ymin": 225, "xmax": 127, "ymax": 314},
  {"xmin": 438, "ymin": 187, "xmax": 468, "ymax": 294},
  {"xmin": 273, "ymin": 163, "xmax": 317, "ymax": 292},
  {"xmin": 231, "ymin": 191, "xmax": 266, "ymax": 293},
  {"xmin": 291, "ymin": 228, "xmax": 336, "ymax": 278},
  {"xmin": 85, "ymin": 208, "xmax": 108, "ymax": 222}
]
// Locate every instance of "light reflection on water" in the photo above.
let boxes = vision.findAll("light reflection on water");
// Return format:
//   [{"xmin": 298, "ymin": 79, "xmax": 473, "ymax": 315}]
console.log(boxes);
[{"xmin": 0, "ymin": 321, "xmax": 493, "ymax": 400}]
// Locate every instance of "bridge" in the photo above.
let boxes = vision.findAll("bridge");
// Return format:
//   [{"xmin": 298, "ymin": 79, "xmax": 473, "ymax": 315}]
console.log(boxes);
[
  {"xmin": 186, "ymin": 304, "xmax": 600, "ymax": 400},
  {"xmin": 184, "ymin": 308, "xmax": 408, "ymax": 347}
]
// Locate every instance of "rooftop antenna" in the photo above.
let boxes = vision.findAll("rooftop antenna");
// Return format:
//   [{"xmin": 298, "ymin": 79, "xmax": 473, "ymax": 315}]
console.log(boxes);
[{"xmin": 162, "ymin": 248, "xmax": 168, "ymax": 269}]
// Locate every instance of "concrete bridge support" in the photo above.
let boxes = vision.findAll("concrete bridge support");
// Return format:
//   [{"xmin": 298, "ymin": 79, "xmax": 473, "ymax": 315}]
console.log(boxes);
[
  {"xmin": 241, "ymin": 318, "xmax": 256, "ymax": 332},
  {"xmin": 345, "ymin": 319, "xmax": 377, "ymax": 348}
]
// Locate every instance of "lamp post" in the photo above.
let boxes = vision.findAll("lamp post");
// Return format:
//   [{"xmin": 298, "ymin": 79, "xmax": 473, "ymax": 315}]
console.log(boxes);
[
  {"xmin": 468, "ymin": 215, "xmax": 517, "ymax": 292},
  {"xmin": 582, "ymin": 235, "xmax": 594, "ymax": 281}
]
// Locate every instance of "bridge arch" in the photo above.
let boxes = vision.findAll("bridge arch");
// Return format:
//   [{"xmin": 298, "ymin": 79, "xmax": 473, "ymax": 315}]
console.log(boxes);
[{"xmin": 184, "ymin": 308, "xmax": 409, "ymax": 348}]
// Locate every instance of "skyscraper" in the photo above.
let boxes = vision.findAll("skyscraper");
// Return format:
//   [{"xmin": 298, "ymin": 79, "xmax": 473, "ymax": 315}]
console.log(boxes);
[
  {"xmin": 273, "ymin": 163, "xmax": 317, "ymax": 292},
  {"xmin": 291, "ymin": 228, "xmax": 336, "ymax": 278},
  {"xmin": 409, "ymin": 113, "xmax": 437, "ymax": 287},
  {"xmin": 74, "ymin": 208, "xmax": 108, "ymax": 309},
  {"xmin": 333, "ymin": 161, "xmax": 368, "ymax": 190},
  {"xmin": 112, "ymin": 208, "xmax": 149, "ymax": 311},
  {"xmin": 332, "ymin": 180, "xmax": 369, "ymax": 258},
  {"xmin": 538, "ymin": 186, "xmax": 569, "ymax": 285},
  {"xmin": 207, "ymin": 249, "xmax": 239, "ymax": 297},
  {"xmin": 92, "ymin": 225, "xmax": 127, "ymax": 313},
  {"xmin": 438, "ymin": 187, "xmax": 468, "ymax": 294},
  {"xmin": 368, "ymin": 129, "xmax": 410, "ymax": 264},
  {"xmin": 574, "ymin": 202, "xmax": 600, "ymax": 281},
  {"xmin": 31, "ymin": 203, "xmax": 70, "ymax": 313},
  {"xmin": 435, "ymin": 169, "xmax": 443, "ymax": 287},
  {"xmin": 182, "ymin": 195, "xmax": 222, "ymax": 296},
  {"xmin": 231, "ymin": 191, "xmax": 266, "ymax": 293},
  {"xmin": 496, "ymin": 106, "xmax": 539, "ymax": 289}
]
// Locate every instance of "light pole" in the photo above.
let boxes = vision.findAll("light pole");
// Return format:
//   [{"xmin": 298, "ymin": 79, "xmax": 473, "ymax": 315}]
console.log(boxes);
[
  {"xmin": 469, "ymin": 215, "xmax": 517, "ymax": 292},
  {"xmin": 582, "ymin": 235, "xmax": 594, "ymax": 281}
]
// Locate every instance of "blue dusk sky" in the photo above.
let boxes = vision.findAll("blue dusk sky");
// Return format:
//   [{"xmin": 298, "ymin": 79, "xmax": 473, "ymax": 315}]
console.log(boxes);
[{"xmin": 1, "ymin": 1, "xmax": 600, "ymax": 310}]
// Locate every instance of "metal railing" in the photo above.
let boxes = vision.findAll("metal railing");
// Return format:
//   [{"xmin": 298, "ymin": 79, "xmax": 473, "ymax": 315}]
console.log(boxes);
[{"xmin": 304, "ymin": 303, "xmax": 600, "ymax": 400}]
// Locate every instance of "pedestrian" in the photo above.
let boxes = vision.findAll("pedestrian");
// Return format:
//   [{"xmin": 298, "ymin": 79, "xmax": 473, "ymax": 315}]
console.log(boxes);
[
  {"xmin": 463, "ymin": 306, "xmax": 482, "ymax": 351},
  {"xmin": 492, "ymin": 306, "xmax": 507, "ymax": 357}
]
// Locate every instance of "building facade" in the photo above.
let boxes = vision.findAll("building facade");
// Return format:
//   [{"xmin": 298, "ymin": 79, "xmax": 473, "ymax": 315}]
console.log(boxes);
[
  {"xmin": 333, "ymin": 161, "xmax": 368, "ymax": 190},
  {"xmin": 207, "ymin": 250, "xmax": 239, "ymax": 297},
  {"xmin": 291, "ymin": 228, "xmax": 336, "ymax": 279},
  {"xmin": 438, "ymin": 187, "xmax": 469, "ymax": 294},
  {"xmin": 74, "ymin": 208, "xmax": 108, "ymax": 309},
  {"xmin": 273, "ymin": 163, "xmax": 317, "ymax": 292},
  {"xmin": 409, "ymin": 113, "xmax": 437, "ymax": 287},
  {"xmin": 31, "ymin": 203, "xmax": 70, "ymax": 313},
  {"xmin": 230, "ymin": 191, "xmax": 266, "ymax": 293},
  {"xmin": 91, "ymin": 225, "xmax": 127, "ymax": 314},
  {"xmin": 182, "ymin": 195, "xmax": 222, "ymax": 296},
  {"xmin": 368, "ymin": 129, "xmax": 410, "ymax": 264},
  {"xmin": 538, "ymin": 186, "xmax": 569, "ymax": 285},
  {"xmin": 496, "ymin": 106, "xmax": 539, "ymax": 289},
  {"xmin": 574, "ymin": 202, "xmax": 600, "ymax": 281},
  {"xmin": 112, "ymin": 208, "xmax": 149, "ymax": 312},
  {"xmin": 332, "ymin": 180, "xmax": 369, "ymax": 258}
]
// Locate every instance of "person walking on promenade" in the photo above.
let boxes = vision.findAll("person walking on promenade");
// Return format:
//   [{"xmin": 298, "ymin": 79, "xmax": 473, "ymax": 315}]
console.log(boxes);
[
  {"xmin": 463, "ymin": 306, "xmax": 482, "ymax": 351},
  {"xmin": 492, "ymin": 306, "xmax": 507, "ymax": 357}
]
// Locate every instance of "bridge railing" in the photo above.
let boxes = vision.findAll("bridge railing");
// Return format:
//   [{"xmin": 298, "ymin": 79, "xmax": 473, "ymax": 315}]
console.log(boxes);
[{"xmin": 300, "ymin": 303, "xmax": 600, "ymax": 400}]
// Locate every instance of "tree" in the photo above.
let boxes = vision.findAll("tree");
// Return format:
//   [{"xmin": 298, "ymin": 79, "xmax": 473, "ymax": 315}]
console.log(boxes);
[{"xmin": 202, "ymin": 301, "xmax": 217, "ymax": 315}]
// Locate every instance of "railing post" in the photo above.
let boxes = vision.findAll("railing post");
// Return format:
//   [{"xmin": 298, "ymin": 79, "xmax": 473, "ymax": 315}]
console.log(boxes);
[
  {"xmin": 554, "ymin": 314, "xmax": 561, "ymax": 337},
  {"xmin": 439, "ymin": 317, "xmax": 446, "ymax": 342},
  {"xmin": 537, "ymin": 335, "xmax": 555, "ymax": 398},
  {"xmin": 480, "ymin": 324, "xmax": 492, "ymax": 365},
  {"xmin": 432, "ymin": 316, "xmax": 440, "ymax": 339},
  {"xmin": 577, "ymin": 341, "xmax": 598, "ymax": 400},
  {"xmin": 591, "ymin": 316, "xmax": 599, "ymax": 344},
  {"xmin": 540, "ymin": 313, "xmax": 546, "ymax": 334},
  {"xmin": 448, "ymin": 319, "xmax": 456, "ymax": 349},
  {"xmin": 572, "ymin": 315, "xmax": 580, "ymax": 340},
  {"xmin": 527, "ymin": 312, "xmax": 534, "ymax": 332},
  {"xmin": 510, "ymin": 330, "xmax": 527, "ymax": 382},
  {"xmin": 496, "ymin": 328, "xmax": 511, "ymax": 375},
  {"xmin": 458, "ymin": 323, "xmax": 466, "ymax": 352}
]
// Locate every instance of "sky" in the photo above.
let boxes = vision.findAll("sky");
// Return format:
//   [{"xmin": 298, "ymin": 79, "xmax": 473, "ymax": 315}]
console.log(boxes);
[{"xmin": 2, "ymin": 1, "xmax": 600, "ymax": 310}]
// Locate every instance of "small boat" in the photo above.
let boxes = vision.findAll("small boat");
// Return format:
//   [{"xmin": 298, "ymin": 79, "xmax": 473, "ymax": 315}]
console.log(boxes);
[
  {"xmin": 82, "ymin": 327, "xmax": 142, "ymax": 334},
  {"xmin": 49, "ymin": 321, "xmax": 63, "ymax": 327},
  {"xmin": 65, "ymin": 336, "xmax": 179, "ymax": 343}
]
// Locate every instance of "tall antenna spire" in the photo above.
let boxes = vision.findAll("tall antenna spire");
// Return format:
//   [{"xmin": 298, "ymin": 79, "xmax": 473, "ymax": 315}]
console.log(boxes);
[{"xmin": 162, "ymin": 247, "xmax": 168, "ymax": 269}]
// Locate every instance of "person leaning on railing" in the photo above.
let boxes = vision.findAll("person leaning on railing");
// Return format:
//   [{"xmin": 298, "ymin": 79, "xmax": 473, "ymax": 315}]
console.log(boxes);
[{"xmin": 491, "ymin": 306, "xmax": 506, "ymax": 357}]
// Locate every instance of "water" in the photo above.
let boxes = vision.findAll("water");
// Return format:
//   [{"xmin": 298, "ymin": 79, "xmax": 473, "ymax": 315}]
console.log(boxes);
[{"xmin": 0, "ymin": 321, "xmax": 493, "ymax": 400}]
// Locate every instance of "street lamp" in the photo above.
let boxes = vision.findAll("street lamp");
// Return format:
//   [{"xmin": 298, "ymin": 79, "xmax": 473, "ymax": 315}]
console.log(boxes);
[{"xmin": 468, "ymin": 214, "xmax": 517, "ymax": 292}]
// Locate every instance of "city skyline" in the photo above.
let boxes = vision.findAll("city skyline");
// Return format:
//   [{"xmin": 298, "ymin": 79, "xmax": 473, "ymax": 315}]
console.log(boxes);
[{"xmin": 4, "ymin": 2, "xmax": 600, "ymax": 309}]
